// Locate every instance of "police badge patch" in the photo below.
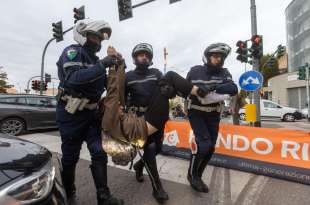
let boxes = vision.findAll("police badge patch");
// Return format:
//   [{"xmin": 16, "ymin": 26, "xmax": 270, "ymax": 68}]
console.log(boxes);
[{"xmin": 67, "ymin": 49, "xmax": 77, "ymax": 60}]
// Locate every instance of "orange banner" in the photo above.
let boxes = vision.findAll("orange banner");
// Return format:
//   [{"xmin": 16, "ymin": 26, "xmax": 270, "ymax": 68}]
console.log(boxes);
[{"xmin": 164, "ymin": 120, "xmax": 310, "ymax": 169}]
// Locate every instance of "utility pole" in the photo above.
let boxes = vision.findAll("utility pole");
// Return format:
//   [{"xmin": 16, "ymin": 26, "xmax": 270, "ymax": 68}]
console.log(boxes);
[
  {"xmin": 40, "ymin": 6, "xmax": 85, "ymax": 95},
  {"xmin": 164, "ymin": 47, "xmax": 168, "ymax": 74},
  {"xmin": 306, "ymin": 64, "xmax": 310, "ymax": 122},
  {"xmin": 250, "ymin": 0, "xmax": 261, "ymax": 127}
]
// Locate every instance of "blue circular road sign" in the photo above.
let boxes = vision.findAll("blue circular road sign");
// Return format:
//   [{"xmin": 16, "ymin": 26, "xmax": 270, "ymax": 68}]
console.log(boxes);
[{"xmin": 239, "ymin": 70, "xmax": 264, "ymax": 91}]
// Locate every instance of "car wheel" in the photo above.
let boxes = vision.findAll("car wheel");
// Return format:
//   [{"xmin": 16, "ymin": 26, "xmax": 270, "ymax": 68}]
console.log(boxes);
[
  {"xmin": 239, "ymin": 113, "xmax": 246, "ymax": 121},
  {"xmin": 0, "ymin": 118, "xmax": 25, "ymax": 136},
  {"xmin": 283, "ymin": 114, "xmax": 295, "ymax": 122}
]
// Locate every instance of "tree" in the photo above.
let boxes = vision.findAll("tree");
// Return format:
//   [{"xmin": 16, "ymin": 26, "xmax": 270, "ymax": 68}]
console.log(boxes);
[
  {"xmin": 0, "ymin": 68, "xmax": 12, "ymax": 93},
  {"xmin": 259, "ymin": 54, "xmax": 279, "ymax": 87}
]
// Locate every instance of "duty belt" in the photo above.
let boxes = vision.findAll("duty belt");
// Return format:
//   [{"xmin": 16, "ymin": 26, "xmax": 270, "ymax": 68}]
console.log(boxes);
[
  {"xmin": 61, "ymin": 95, "xmax": 98, "ymax": 114},
  {"xmin": 129, "ymin": 106, "xmax": 148, "ymax": 113},
  {"xmin": 189, "ymin": 104, "xmax": 222, "ymax": 113}
]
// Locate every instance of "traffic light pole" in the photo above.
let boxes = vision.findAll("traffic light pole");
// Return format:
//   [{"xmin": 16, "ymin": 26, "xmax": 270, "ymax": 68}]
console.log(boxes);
[
  {"xmin": 250, "ymin": 0, "xmax": 261, "ymax": 127},
  {"xmin": 132, "ymin": 0, "xmax": 156, "ymax": 8},
  {"xmin": 26, "ymin": 75, "xmax": 41, "ymax": 93},
  {"xmin": 40, "ymin": 38, "xmax": 55, "ymax": 95},
  {"xmin": 27, "ymin": 75, "xmax": 59, "ymax": 94},
  {"xmin": 261, "ymin": 50, "xmax": 278, "ymax": 69},
  {"xmin": 40, "ymin": 26, "xmax": 73, "ymax": 95}
]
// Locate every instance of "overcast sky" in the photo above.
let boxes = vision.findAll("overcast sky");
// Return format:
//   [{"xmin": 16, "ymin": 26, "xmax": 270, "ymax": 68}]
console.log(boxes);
[{"xmin": 0, "ymin": 0, "xmax": 292, "ymax": 91}]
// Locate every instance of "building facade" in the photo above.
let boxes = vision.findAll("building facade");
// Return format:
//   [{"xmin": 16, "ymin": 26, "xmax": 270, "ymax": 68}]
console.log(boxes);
[
  {"xmin": 266, "ymin": 72, "xmax": 307, "ymax": 109},
  {"xmin": 286, "ymin": 0, "xmax": 310, "ymax": 72},
  {"xmin": 266, "ymin": 0, "xmax": 310, "ymax": 109}
]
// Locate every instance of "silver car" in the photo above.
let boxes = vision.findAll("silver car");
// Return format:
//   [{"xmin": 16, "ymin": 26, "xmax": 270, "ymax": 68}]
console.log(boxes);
[{"xmin": 0, "ymin": 94, "xmax": 57, "ymax": 135}]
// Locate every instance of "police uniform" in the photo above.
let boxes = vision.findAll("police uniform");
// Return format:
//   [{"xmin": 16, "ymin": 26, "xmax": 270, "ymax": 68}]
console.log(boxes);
[
  {"xmin": 125, "ymin": 67, "xmax": 163, "ymax": 149},
  {"xmin": 186, "ymin": 63, "xmax": 238, "ymax": 192},
  {"xmin": 125, "ymin": 67, "xmax": 170, "ymax": 202},
  {"xmin": 57, "ymin": 44, "xmax": 106, "ymax": 166},
  {"xmin": 187, "ymin": 64, "xmax": 237, "ymax": 154},
  {"xmin": 124, "ymin": 41, "xmax": 171, "ymax": 203},
  {"xmin": 57, "ymin": 44, "xmax": 123, "ymax": 205}
]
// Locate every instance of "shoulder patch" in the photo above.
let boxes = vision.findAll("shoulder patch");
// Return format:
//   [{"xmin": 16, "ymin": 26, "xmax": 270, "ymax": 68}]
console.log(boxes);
[{"xmin": 67, "ymin": 49, "xmax": 78, "ymax": 60}]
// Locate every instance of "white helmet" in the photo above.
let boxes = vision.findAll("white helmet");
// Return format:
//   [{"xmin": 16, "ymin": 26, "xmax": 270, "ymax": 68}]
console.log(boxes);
[
  {"xmin": 73, "ymin": 19, "xmax": 112, "ymax": 46},
  {"xmin": 202, "ymin": 43, "xmax": 231, "ymax": 64}
]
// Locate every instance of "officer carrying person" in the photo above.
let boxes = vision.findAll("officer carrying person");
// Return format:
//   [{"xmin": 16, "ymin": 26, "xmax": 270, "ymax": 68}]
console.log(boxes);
[
  {"xmin": 56, "ymin": 19, "xmax": 124, "ymax": 205},
  {"xmin": 125, "ymin": 43, "xmax": 169, "ymax": 203},
  {"xmin": 185, "ymin": 43, "xmax": 238, "ymax": 193},
  {"xmin": 102, "ymin": 46, "xmax": 220, "ymax": 204}
]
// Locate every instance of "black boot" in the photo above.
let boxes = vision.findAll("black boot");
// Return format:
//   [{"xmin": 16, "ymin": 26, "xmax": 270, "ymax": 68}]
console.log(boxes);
[
  {"xmin": 187, "ymin": 154, "xmax": 208, "ymax": 193},
  {"xmin": 133, "ymin": 159, "xmax": 144, "ymax": 182},
  {"xmin": 61, "ymin": 165, "xmax": 77, "ymax": 205},
  {"xmin": 144, "ymin": 159, "xmax": 169, "ymax": 204},
  {"xmin": 197, "ymin": 157, "xmax": 210, "ymax": 193},
  {"xmin": 90, "ymin": 163, "xmax": 124, "ymax": 205}
]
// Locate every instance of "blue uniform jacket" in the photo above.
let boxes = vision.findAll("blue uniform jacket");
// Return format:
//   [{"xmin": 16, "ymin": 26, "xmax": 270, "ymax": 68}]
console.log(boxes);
[
  {"xmin": 186, "ymin": 64, "xmax": 238, "ymax": 107},
  {"xmin": 125, "ymin": 68, "xmax": 163, "ymax": 107},
  {"xmin": 56, "ymin": 44, "xmax": 106, "ymax": 103}
]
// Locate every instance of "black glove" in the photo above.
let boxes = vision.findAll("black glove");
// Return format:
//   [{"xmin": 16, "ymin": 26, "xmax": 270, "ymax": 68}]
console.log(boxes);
[
  {"xmin": 197, "ymin": 85, "xmax": 216, "ymax": 98},
  {"xmin": 100, "ymin": 55, "xmax": 125, "ymax": 68}
]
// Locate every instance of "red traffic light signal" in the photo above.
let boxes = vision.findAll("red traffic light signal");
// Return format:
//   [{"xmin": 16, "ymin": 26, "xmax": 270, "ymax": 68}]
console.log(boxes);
[
  {"xmin": 236, "ymin": 40, "xmax": 247, "ymax": 48},
  {"xmin": 31, "ymin": 80, "xmax": 40, "ymax": 91},
  {"xmin": 236, "ymin": 40, "xmax": 248, "ymax": 63},
  {"xmin": 251, "ymin": 35, "xmax": 262, "ymax": 45},
  {"xmin": 43, "ymin": 81, "xmax": 48, "ymax": 91},
  {"xmin": 249, "ymin": 35, "xmax": 263, "ymax": 59}
]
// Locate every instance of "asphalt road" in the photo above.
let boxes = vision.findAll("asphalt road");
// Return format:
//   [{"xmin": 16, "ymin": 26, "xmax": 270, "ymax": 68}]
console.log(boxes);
[{"xmin": 20, "ymin": 131, "xmax": 310, "ymax": 205}]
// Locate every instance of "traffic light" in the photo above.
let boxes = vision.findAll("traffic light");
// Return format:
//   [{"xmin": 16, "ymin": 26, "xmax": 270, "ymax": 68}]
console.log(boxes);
[
  {"xmin": 236, "ymin": 40, "xmax": 248, "ymax": 63},
  {"xmin": 45, "ymin": 73, "xmax": 51, "ymax": 83},
  {"xmin": 52, "ymin": 21, "xmax": 63, "ymax": 42},
  {"xmin": 43, "ymin": 81, "xmax": 48, "ymax": 91},
  {"xmin": 31, "ymin": 80, "xmax": 40, "ymax": 91},
  {"xmin": 31, "ymin": 80, "xmax": 36, "ymax": 90},
  {"xmin": 266, "ymin": 57, "xmax": 277, "ymax": 68},
  {"xmin": 117, "ymin": 0, "xmax": 133, "ymax": 21},
  {"xmin": 276, "ymin": 45, "xmax": 286, "ymax": 59},
  {"xmin": 298, "ymin": 65, "xmax": 306, "ymax": 80},
  {"xmin": 249, "ymin": 35, "xmax": 263, "ymax": 59},
  {"xmin": 170, "ymin": 0, "xmax": 182, "ymax": 3},
  {"xmin": 73, "ymin": 6, "xmax": 85, "ymax": 23}
]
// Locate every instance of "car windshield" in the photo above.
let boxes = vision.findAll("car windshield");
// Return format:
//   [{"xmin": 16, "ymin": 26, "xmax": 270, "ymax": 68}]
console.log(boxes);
[{"xmin": 263, "ymin": 101, "xmax": 279, "ymax": 108}]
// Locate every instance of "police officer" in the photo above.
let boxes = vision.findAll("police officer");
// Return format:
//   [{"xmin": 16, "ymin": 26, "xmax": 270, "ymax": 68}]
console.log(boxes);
[
  {"xmin": 186, "ymin": 43, "xmax": 238, "ymax": 193},
  {"xmin": 56, "ymin": 19, "xmax": 124, "ymax": 205},
  {"xmin": 125, "ymin": 43, "xmax": 169, "ymax": 203}
]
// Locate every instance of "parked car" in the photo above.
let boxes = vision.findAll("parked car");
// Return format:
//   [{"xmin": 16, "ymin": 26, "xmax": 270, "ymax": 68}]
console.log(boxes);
[
  {"xmin": 0, "ymin": 94, "xmax": 58, "ymax": 136},
  {"xmin": 239, "ymin": 99, "xmax": 302, "ymax": 122},
  {"xmin": 0, "ymin": 133, "xmax": 66, "ymax": 204},
  {"xmin": 221, "ymin": 100, "xmax": 231, "ymax": 118},
  {"xmin": 301, "ymin": 108, "xmax": 309, "ymax": 119}
]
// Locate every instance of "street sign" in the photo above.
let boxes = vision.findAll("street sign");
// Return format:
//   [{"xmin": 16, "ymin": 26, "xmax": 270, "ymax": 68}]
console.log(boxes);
[{"xmin": 239, "ymin": 70, "xmax": 263, "ymax": 91}]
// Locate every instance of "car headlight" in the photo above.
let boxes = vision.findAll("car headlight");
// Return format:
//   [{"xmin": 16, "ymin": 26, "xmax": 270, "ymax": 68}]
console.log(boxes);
[{"xmin": 0, "ymin": 159, "xmax": 55, "ymax": 204}]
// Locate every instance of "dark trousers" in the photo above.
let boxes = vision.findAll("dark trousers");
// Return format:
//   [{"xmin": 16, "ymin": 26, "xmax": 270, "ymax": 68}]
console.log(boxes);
[
  {"xmin": 56, "ymin": 104, "xmax": 107, "ymax": 167},
  {"xmin": 188, "ymin": 110, "xmax": 220, "ymax": 157}
]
